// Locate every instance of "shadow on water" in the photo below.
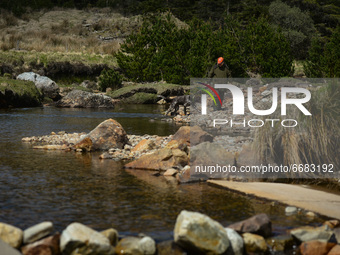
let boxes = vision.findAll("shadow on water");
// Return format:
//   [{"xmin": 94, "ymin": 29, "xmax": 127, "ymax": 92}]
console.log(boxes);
[{"xmin": 0, "ymin": 106, "xmax": 327, "ymax": 241}]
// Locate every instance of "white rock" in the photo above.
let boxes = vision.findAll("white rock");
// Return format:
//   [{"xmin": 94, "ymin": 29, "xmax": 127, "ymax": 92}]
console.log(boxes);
[
  {"xmin": 225, "ymin": 228, "xmax": 244, "ymax": 255},
  {"xmin": 174, "ymin": 210, "xmax": 229, "ymax": 254},
  {"xmin": 139, "ymin": 236, "xmax": 156, "ymax": 255},
  {"xmin": 23, "ymin": 221, "xmax": 53, "ymax": 244},
  {"xmin": 285, "ymin": 206, "xmax": 298, "ymax": 216},
  {"xmin": 60, "ymin": 222, "xmax": 112, "ymax": 255}
]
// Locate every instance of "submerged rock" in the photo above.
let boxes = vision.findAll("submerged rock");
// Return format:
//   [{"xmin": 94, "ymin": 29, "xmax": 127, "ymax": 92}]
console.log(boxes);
[{"xmin": 174, "ymin": 210, "xmax": 230, "ymax": 254}]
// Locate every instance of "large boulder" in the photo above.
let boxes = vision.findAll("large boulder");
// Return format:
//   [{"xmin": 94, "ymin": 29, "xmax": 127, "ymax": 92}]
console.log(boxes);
[
  {"xmin": 74, "ymin": 119, "xmax": 128, "ymax": 151},
  {"xmin": 228, "ymin": 213, "xmax": 272, "ymax": 238},
  {"xmin": 60, "ymin": 222, "xmax": 113, "ymax": 255},
  {"xmin": 174, "ymin": 210, "xmax": 230, "ymax": 254},
  {"xmin": 56, "ymin": 90, "xmax": 116, "ymax": 108},
  {"xmin": 17, "ymin": 72, "xmax": 60, "ymax": 100}
]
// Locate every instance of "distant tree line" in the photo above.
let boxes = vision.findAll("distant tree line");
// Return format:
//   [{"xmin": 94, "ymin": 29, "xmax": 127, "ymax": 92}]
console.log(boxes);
[{"xmin": 116, "ymin": 14, "xmax": 294, "ymax": 84}]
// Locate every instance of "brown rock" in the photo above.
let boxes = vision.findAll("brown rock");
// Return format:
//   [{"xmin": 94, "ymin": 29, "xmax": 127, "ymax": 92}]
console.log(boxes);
[
  {"xmin": 132, "ymin": 139, "xmax": 156, "ymax": 153},
  {"xmin": 242, "ymin": 233, "xmax": 268, "ymax": 254},
  {"xmin": 328, "ymin": 244, "xmax": 340, "ymax": 255},
  {"xmin": 323, "ymin": 220, "xmax": 340, "ymax": 229},
  {"xmin": 125, "ymin": 147, "xmax": 189, "ymax": 171},
  {"xmin": 228, "ymin": 213, "xmax": 272, "ymax": 237},
  {"xmin": 157, "ymin": 241, "xmax": 187, "ymax": 255},
  {"xmin": 73, "ymin": 137, "xmax": 93, "ymax": 152},
  {"xmin": 21, "ymin": 234, "xmax": 60, "ymax": 255},
  {"xmin": 74, "ymin": 119, "xmax": 128, "ymax": 151},
  {"xmin": 171, "ymin": 126, "xmax": 213, "ymax": 146},
  {"xmin": 299, "ymin": 240, "xmax": 335, "ymax": 255},
  {"xmin": 165, "ymin": 140, "xmax": 188, "ymax": 152},
  {"xmin": 164, "ymin": 168, "xmax": 178, "ymax": 176}
]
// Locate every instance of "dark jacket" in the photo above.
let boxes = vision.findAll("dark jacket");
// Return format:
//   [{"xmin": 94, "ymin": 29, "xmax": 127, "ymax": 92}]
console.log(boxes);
[{"xmin": 208, "ymin": 63, "xmax": 231, "ymax": 78}]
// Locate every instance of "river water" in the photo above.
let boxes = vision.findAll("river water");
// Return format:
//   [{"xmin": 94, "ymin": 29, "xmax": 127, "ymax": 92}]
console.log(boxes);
[{"xmin": 0, "ymin": 105, "xmax": 326, "ymax": 241}]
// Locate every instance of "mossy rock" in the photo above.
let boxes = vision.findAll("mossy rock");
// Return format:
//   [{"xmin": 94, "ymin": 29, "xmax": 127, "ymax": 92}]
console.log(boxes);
[
  {"xmin": 120, "ymin": 92, "xmax": 158, "ymax": 104},
  {"xmin": 0, "ymin": 77, "xmax": 43, "ymax": 108}
]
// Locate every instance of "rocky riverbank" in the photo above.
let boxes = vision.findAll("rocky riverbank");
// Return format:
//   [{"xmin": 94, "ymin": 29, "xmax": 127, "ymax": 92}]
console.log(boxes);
[{"xmin": 1, "ymin": 210, "xmax": 340, "ymax": 255}]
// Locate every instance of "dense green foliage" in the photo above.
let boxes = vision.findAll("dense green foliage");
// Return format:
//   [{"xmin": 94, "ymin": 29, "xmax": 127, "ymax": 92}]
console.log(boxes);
[
  {"xmin": 116, "ymin": 14, "xmax": 293, "ymax": 84},
  {"xmin": 269, "ymin": 0, "xmax": 316, "ymax": 59},
  {"xmin": 98, "ymin": 68, "xmax": 122, "ymax": 92},
  {"xmin": 304, "ymin": 26, "xmax": 340, "ymax": 77}
]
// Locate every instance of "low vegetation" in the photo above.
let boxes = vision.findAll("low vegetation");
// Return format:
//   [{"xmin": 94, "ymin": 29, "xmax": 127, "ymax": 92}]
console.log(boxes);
[
  {"xmin": 0, "ymin": 76, "xmax": 42, "ymax": 107},
  {"xmin": 254, "ymin": 81, "xmax": 340, "ymax": 179}
]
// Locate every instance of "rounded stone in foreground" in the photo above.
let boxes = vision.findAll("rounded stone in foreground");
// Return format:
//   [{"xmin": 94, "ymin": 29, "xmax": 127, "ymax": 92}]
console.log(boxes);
[
  {"xmin": 60, "ymin": 222, "xmax": 112, "ymax": 255},
  {"xmin": 174, "ymin": 210, "xmax": 230, "ymax": 254}
]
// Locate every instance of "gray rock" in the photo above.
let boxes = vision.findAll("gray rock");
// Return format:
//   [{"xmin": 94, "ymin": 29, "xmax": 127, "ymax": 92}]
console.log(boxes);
[
  {"xmin": 0, "ymin": 238, "xmax": 22, "ymax": 255},
  {"xmin": 23, "ymin": 221, "xmax": 54, "ymax": 244},
  {"xmin": 225, "ymin": 228, "xmax": 244, "ymax": 255},
  {"xmin": 60, "ymin": 222, "xmax": 112, "ymax": 255},
  {"xmin": 139, "ymin": 236, "xmax": 156, "ymax": 255},
  {"xmin": 191, "ymin": 142, "xmax": 235, "ymax": 179},
  {"xmin": 228, "ymin": 213, "xmax": 272, "ymax": 237},
  {"xmin": 80, "ymin": 80, "xmax": 98, "ymax": 90},
  {"xmin": 0, "ymin": 222, "xmax": 23, "ymax": 248},
  {"xmin": 17, "ymin": 72, "xmax": 60, "ymax": 100},
  {"xmin": 56, "ymin": 90, "xmax": 116, "ymax": 108},
  {"xmin": 174, "ymin": 210, "xmax": 230, "ymax": 254},
  {"xmin": 35, "ymin": 76, "xmax": 60, "ymax": 100},
  {"xmin": 290, "ymin": 225, "xmax": 336, "ymax": 243}
]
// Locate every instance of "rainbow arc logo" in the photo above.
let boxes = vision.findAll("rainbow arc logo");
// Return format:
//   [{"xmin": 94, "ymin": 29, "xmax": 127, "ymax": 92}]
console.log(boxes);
[{"xmin": 197, "ymin": 82, "xmax": 222, "ymax": 108}]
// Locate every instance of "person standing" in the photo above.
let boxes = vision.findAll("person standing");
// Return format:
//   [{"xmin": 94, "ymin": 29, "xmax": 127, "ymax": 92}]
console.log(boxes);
[{"xmin": 208, "ymin": 57, "xmax": 231, "ymax": 110}]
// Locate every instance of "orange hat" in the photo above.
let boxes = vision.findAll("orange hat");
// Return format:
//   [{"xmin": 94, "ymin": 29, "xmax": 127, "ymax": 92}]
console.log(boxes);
[{"xmin": 217, "ymin": 57, "xmax": 224, "ymax": 64}]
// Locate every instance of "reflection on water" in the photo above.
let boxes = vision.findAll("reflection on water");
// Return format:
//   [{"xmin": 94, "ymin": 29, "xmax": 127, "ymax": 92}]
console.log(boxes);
[{"xmin": 0, "ymin": 106, "xmax": 326, "ymax": 241}]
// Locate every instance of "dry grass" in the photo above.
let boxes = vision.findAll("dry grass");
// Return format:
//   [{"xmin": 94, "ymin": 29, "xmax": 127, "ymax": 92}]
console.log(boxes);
[
  {"xmin": 254, "ymin": 80, "xmax": 340, "ymax": 179},
  {"xmin": 0, "ymin": 8, "xmax": 144, "ymax": 54}
]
